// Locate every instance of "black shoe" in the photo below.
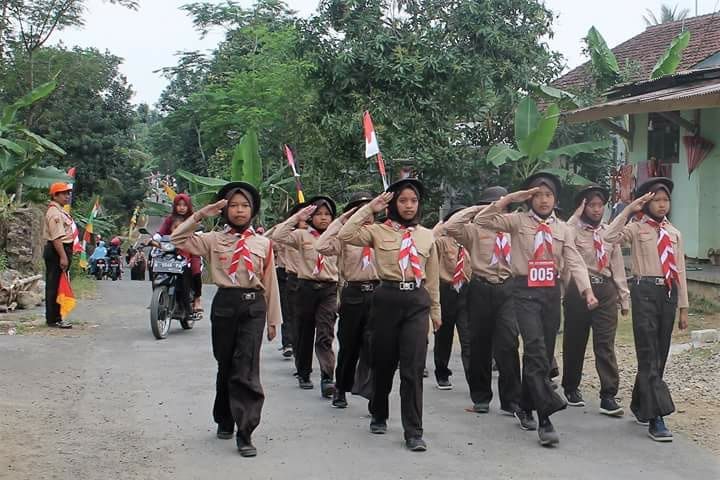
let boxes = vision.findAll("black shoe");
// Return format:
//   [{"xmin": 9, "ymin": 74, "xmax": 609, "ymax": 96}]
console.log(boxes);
[
  {"xmin": 405, "ymin": 436, "xmax": 427, "ymax": 452},
  {"xmin": 436, "ymin": 378, "xmax": 453, "ymax": 390},
  {"xmin": 538, "ymin": 417, "xmax": 559, "ymax": 446},
  {"xmin": 298, "ymin": 376, "xmax": 314, "ymax": 390},
  {"xmin": 332, "ymin": 390, "xmax": 348, "ymax": 408},
  {"xmin": 282, "ymin": 346, "xmax": 293, "ymax": 359},
  {"xmin": 500, "ymin": 404, "xmax": 519, "ymax": 417},
  {"xmin": 514, "ymin": 409, "xmax": 537, "ymax": 431},
  {"xmin": 648, "ymin": 417, "xmax": 673, "ymax": 442},
  {"xmin": 599, "ymin": 397, "xmax": 624, "ymax": 417},
  {"xmin": 472, "ymin": 402, "xmax": 490, "ymax": 414},
  {"xmin": 370, "ymin": 418, "xmax": 387, "ymax": 434},
  {"xmin": 217, "ymin": 425, "xmax": 234, "ymax": 440},
  {"xmin": 565, "ymin": 390, "xmax": 585, "ymax": 407},
  {"xmin": 321, "ymin": 378, "xmax": 335, "ymax": 398},
  {"xmin": 236, "ymin": 438, "xmax": 257, "ymax": 457}
]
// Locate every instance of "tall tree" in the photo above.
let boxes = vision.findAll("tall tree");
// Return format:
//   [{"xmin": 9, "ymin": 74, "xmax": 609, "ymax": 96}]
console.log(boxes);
[{"xmin": 643, "ymin": 4, "xmax": 690, "ymax": 26}]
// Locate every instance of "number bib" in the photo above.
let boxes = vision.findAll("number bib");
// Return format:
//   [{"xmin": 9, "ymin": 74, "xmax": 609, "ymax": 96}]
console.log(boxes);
[{"xmin": 527, "ymin": 260, "xmax": 556, "ymax": 287}]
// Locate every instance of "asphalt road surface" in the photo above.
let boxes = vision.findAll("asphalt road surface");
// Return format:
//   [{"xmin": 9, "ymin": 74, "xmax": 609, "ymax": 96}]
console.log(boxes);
[{"xmin": 1, "ymin": 279, "xmax": 718, "ymax": 480}]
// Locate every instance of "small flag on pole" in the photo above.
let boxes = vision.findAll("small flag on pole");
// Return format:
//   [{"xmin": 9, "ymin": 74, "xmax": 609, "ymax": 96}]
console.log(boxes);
[
  {"xmin": 64, "ymin": 167, "xmax": 76, "ymax": 214},
  {"xmin": 284, "ymin": 144, "xmax": 305, "ymax": 203},
  {"xmin": 57, "ymin": 272, "xmax": 76, "ymax": 318},
  {"xmin": 79, "ymin": 198, "xmax": 101, "ymax": 269},
  {"xmin": 363, "ymin": 111, "xmax": 380, "ymax": 158}
]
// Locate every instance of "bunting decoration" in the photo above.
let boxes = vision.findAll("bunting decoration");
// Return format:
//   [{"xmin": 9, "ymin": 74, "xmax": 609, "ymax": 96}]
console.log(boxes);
[{"xmin": 284, "ymin": 144, "xmax": 305, "ymax": 203}]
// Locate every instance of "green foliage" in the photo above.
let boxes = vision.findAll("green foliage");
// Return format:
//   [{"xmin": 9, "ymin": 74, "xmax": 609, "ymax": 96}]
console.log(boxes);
[
  {"xmin": 237, "ymin": 129, "xmax": 261, "ymax": 186},
  {"xmin": 650, "ymin": 30, "xmax": 691, "ymax": 80},
  {"xmin": 584, "ymin": 27, "xmax": 621, "ymax": 91},
  {"xmin": 643, "ymin": 4, "xmax": 690, "ymax": 26}
]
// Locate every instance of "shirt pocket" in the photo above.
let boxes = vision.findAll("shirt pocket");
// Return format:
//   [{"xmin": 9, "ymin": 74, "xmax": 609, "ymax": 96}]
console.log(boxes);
[
  {"xmin": 248, "ymin": 242, "xmax": 267, "ymax": 273},
  {"xmin": 375, "ymin": 240, "xmax": 400, "ymax": 275},
  {"xmin": 212, "ymin": 242, "xmax": 236, "ymax": 271},
  {"xmin": 638, "ymin": 231, "xmax": 656, "ymax": 257}
]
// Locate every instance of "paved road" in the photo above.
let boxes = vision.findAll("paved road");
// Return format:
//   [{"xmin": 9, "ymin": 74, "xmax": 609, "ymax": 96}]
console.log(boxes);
[{"xmin": 1, "ymin": 279, "xmax": 718, "ymax": 480}]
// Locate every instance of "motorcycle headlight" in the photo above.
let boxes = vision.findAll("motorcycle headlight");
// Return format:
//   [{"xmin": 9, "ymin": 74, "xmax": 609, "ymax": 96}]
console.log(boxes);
[{"xmin": 161, "ymin": 242, "xmax": 175, "ymax": 253}]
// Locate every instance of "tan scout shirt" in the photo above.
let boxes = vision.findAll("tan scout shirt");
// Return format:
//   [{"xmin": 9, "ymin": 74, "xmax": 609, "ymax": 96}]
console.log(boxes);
[
  {"xmin": 566, "ymin": 216, "xmax": 630, "ymax": 310},
  {"xmin": 433, "ymin": 224, "xmax": 473, "ymax": 285},
  {"xmin": 264, "ymin": 225, "xmax": 287, "ymax": 269},
  {"xmin": 44, "ymin": 201, "xmax": 74, "ymax": 243},
  {"xmin": 337, "ymin": 203, "xmax": 441, "ymax": 324},
  {"xmin": 274, "ymin": 216, "xmax": 339, "ymax": 283},
  {"xmin": 267, "ymin": 224, "xmax": 300, "ymax": 274},
  {"xmin": 603, "ymin": 215, "xmax": 689, "ymax": 309},
  {"xmin": 475, "ymin": 203, "xmax": 592, "ymax": 293},
  {"xmin": 171, "ymin": 218, "xmax": 282, "ymax": 327},
  {"xmin": 315, "ymin": 217, "xmax": 379, "ymax": 283},
  {"xmin": 444, "ymin": 206, "xmax": 512, "ymax": 283}
]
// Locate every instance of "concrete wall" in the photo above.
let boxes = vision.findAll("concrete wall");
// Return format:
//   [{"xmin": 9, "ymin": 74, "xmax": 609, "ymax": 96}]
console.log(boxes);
[
  {"xmin": 697, "ymin": 108, "xmax": 720, "ymax": 257},
  {"xmin": 674, "ymin": 111, "xmax": 701, "ymax": 258}
]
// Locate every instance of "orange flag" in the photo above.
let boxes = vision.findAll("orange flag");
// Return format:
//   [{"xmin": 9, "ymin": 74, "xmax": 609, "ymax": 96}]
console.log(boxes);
[{"xmin": 57, "ymin": 272, "xmax": 76, "ymax": 318}]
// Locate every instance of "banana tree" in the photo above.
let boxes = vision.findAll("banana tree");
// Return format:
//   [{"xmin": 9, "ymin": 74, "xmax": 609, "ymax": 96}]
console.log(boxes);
[
  {"xmin": 485, "ymin": 97, "xmax": 610, "ymax": 185},
  {"xmin": 0, "ymin": 79, "xmax": 70, "ymax": 202}
]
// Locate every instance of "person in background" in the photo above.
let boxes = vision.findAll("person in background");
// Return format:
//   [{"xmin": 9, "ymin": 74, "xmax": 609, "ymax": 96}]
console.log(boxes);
[
  {"xmin": 602, "ymin": 177, "xmax": 688, "ymax": 442},
  {"xmin": 44, "ymin": 183, "xmax": 76, "ymax": 329},
  {"xmin": 171, "ymin": 182, "xmax": 281, "ymax": 457},
  {"xmin": 562, "ymin": 185, "xmax": 630, "ymax": 417}
]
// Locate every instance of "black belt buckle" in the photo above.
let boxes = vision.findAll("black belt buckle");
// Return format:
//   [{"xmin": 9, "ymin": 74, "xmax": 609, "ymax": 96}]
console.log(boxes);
[
  {"xmin": 399, "ymin": 281, "xmax": 416, "ymax": 291},
  {"xmin": 590, "ymin": 275, "xmax": 606, "ymax": 285},
  {"xmin": 242, "ymin": 292, "xmax": 257, "ymax": 301},
  {"xmin": 360, "ymin": 283, "xmax": 375, "ymax": 292}
]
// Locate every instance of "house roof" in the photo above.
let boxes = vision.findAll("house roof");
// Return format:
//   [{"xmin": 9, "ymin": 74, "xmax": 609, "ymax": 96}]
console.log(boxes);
[
  {"xmin": 563, "ymin": 67, "xmax": 720, "ymax": 123},
  {"xmin": 553, "ymin": 13, "xmax": 720, "ymax": 92}
]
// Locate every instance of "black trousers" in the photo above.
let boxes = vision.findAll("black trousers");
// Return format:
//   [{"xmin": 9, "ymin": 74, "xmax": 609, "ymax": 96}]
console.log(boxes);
[
  {"xmin": 434, "ymin": 282, "xmax": 470, "ymax": 385},
  {"xmin": 210, "ymin": 289, "xmax": 267, "ymax": 443},
  {"xmin": 562, "ymin": 279, "xmax": 620, "ymax": 399},
  {"xmin": 276, "ymin": 267, "xmax": 293, "ymax": 348},
  {"xmin": 43, "ymin": 242, "xmax": 73, "ymax": 325},
  {"xmin": 629, "ymin": 280, "xmax": 677, "ymax": 421},
  {"xmin": 513, "ymin": 278, "xmax": 567, "ymax": 418},
  {"xmin": 467, "ymin": 277, "xmax": 522, "ymax": 409},
  {"xmin": 336, "ymin": 283, "xmax": 377, "ymax": 393},
  {"xmin": 192, "ymin": 273, "xmax": 202, "ymax": 299},
  {"xmin": 295, "ymin": 280, "xmax": 338, "ymax": 380},
  {"xmin": 286, "ymin": 272, "xmax": 299, "ymax": 350},
  {"xmin": 371, "ymin": 284, "xmax": 430, "ymax": 440}
]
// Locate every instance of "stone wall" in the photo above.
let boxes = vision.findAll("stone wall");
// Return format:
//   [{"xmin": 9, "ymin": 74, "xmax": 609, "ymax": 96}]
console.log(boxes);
[{"xmin": 0, "ymin": 205, "xmax": 45, "ymax": 274}]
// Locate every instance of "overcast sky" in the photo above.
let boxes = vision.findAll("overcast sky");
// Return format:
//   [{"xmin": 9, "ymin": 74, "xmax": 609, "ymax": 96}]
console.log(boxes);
[{"xmin": 55, "ymin": 0, "xmax": 718, "ymax": 105}]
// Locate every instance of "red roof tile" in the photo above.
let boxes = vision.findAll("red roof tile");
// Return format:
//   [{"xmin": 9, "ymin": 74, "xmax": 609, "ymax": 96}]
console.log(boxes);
[{"xmin": 553, "ymin": 13, "xmax": 720, "ymax": 92}]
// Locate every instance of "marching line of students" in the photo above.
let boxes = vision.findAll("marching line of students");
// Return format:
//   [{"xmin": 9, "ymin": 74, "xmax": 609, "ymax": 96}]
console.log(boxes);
[{"xmin": 172, "ymin": 172, "xmax": 688, "ymax": 457}]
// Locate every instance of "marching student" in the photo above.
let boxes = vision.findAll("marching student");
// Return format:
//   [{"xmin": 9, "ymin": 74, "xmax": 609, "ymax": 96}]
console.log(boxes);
[
  {"xmin": 315, "ymin": 191, "xmax": 378, "ymax": 409},
  {"xmin": 274, "ymin": 196, "xmax": 339, "ymax": 398},
  {"xmin": 444, "ymin": 186, "xmax": 526, "ymax": 427},
  {"xmin": 603, "ymin": 177, "xmax": 688, "ymax": 442},
  {"xmin": 562, "ymin": 185, "xmax": 630, "ymax": 417},
  {"xmin": 171, "ymin": 182, "xmax": 281, "ymax": 457},
  {"xmin": 431, "ymin": 206, "xmax": 472, "ymax": 392},
  {"xmin": 475, "ymin": 172, "xmax": 598, "ymax": 446},
  {"xmin": 338, "ymin": 178, "xmax": 441, "ymax": 452}
]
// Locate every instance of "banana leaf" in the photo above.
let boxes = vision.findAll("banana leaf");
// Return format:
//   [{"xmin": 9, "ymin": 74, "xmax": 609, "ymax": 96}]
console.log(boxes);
[
  {"xmin": 20, "ymin": 166, "xmax": 73, "ymax": 188},
  {"xmin": 2, "ymin": 80, "xmax": 57, "ymax": 126},
  {"xmin": 514, "ymin": 97, "xmax": 540, "ymax": 155},
  {"xmin": 176, "ymin": 168, "xmax": 228, "ymax": 188},
  {"xmin": 541, "ymin": 140, "xmax": 612, "ymax": 161},
  {"xmin": 524, "ymin": 104, "xmax": 560, "ymax": 161},
  {"xmin": 539, "ymin": 168, "xmax": 592, "ymax": 186},
  {"xmin": 19, "ymin": 128, "xmax": 66, "ymax": 156},
  {"xmin": 650, "ymin": 30, "xmax": 691, "ymax": 80},
  {"xmin": 238, "ymin": 129, "xmax": 262, "ymax": 186},
  {"xmin": 486, "ymin": 144, "xmax": 524, "ymax": 167},
  {"xmin": 585, "ymin": 27, "xmax": 620, "ymax": 79}
]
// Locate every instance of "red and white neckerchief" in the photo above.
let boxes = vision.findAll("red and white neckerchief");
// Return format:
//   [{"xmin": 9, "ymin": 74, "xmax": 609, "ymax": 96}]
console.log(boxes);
[
  {"xmin": 580, "ymin": 221, "xmax": 608, "ymax": 271},
  {"xmin": 226, "ymin": 226, "xmax": 255, "ymax": 284},
  {"xmin": 530, "ymin": 211, "xmax": 554, "ymax": 260},
  {"xmin": 643, "ymin": 217, "xmax": 679, "ymax": 292},
  {"xmin": 452, "ymin": 243, "xmax": 467, "ymax": 292},
  {"xmin": 361, "ymin": 246, "xmax": 372, "ymax": 270},
  {"xmin": 48, "ymin": 203, "xmax": 83, "ymax": 253},
  {"xmin": 385, "ymin": 220, "xmax": 423, "ymax": 286},
  {"xmin": 490, "ymin": 232, "xmax": 511, "ymax": 266},
  {"xmin": 308, "ymin": 227, "xmax": 325, "ymax": 275}
]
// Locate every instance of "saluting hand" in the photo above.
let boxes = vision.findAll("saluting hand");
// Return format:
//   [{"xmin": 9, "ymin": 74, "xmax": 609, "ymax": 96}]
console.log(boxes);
[
  {"xmin": 369, "ymin": 192, "xmax": 394, "ymax": 213},
  {"xmin": 627, "ymin": 192, "xmax": 654, "ymax": 213},
  {"xmin": 572, "ymin": 198, "xmax": 587, "ymax": 220},
  {"xmin": 296, "ymin": 205, "xmax": 317, "ymax": 222},
  {"xmin": 196, "ymin": 199, "xmax": 227, "ymax": 220},
  {"xmin": 498, "ymin": 187, "xmax": 540, "ymax": 208},
  {"xmin": 339, "ymin": 207, "xmax": 358, "ymax": 224}
]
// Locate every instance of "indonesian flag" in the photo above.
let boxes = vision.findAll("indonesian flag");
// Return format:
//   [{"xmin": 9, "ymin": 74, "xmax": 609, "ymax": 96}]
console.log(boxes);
[
  {"xmin": 363, "ymin": 111, "xmax": 380, "ymax": 158},
  {"xmin": 284, "ymin": 144, "xmax": 305, "ymax": 203},
  {"xmin": 79, "ymin": 198, "xmax": 101, "ymax": 269},
  {"xmin": 57, "ymin": 272, "xmax": 76, "ymax": 318}
]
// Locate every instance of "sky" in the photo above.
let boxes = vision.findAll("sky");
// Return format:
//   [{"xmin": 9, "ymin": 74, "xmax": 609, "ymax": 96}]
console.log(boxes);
[{"xmin": 55, "ymin": 0, "xmax": 718, "ymax": 106}]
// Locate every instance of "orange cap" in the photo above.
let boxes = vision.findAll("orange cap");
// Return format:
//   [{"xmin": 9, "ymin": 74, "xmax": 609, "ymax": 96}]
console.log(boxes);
[{"xmin": 49, "ymin": 183, "xmax": 73, "ymax": 195}]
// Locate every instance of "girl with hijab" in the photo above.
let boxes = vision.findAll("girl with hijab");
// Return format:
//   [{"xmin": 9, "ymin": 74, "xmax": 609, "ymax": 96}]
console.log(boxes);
[
  {"xmin": 338, "ymin": 178, "xmax": 440, "ymax": 452},
  {"xmin": 171, "ymin": 182, "xmax": 282, "ymax": 457}
]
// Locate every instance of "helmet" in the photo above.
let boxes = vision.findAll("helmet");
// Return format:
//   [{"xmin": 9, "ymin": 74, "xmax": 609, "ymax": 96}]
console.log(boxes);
[{"xmin": 111, "ymin": 237, "xmax": 121, "ymax": 246}]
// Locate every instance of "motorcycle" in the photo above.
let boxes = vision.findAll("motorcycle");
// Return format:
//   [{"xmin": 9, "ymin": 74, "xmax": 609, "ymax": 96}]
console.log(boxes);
[
  {"xmin": 139, "ymin": 228, "xmax": 200, "ymax": 339},
  {"xmin": 108, "ymin": 254, "xmax": 122, "ymax": 281},
  {"xmin": 95, "ymin": 257, "xmax": 107, "ymax": 280}
]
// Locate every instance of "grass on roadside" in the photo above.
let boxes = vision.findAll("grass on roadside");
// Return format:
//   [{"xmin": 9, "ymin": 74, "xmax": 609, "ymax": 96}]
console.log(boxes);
[{"xmin": 71, "ymin": 274, "xmax": 98, "ymax": 300}]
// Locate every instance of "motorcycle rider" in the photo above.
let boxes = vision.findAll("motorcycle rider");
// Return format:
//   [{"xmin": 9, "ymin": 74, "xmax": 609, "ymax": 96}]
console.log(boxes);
[{"xmin": 89, "ymin": 240, "xmax": 108, "ymax": 275}]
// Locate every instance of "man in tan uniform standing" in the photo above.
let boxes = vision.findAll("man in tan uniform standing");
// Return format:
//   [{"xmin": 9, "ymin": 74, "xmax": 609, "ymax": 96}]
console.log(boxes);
[{"xmin": 44, "ymin": 183, "xmax": 75, "ymax": 329}]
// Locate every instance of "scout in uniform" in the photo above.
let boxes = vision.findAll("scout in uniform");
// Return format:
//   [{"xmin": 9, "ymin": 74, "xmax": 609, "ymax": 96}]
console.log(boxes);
[
  {"xmin": 444, "ymin": 186, "xmax": 526, "ymax": 426},
  {"xmin": 475, "ymin": 172, "xmax": 598, "ymax": 446},
  {"xmin": 315, "ymin": 191, "xmax": 379, "ymax": 409},
  {"xmin": 275, "ymin": 196, "xmax": 339, "ymax": 398},
  {"xmin": 603, "ymin": 177, "xmax": 688, "ymax": 442},
  {"xmin": 562, "ymin": 185, "xmax": 630, "ymax": 416},
  {"xmin": 431, "ymin": 206, "xmax": 472, "ymax": 392},
  {"xmin": 338, "ymin": 179, "xmax": 441, "ymax": 452},
  {"xmin": 171, "ymin": 182, "xmax": 281, "ymax": 457},
  {"xmin": 44, "ymin": 183, "xmax": 76, "ymax": 329}
]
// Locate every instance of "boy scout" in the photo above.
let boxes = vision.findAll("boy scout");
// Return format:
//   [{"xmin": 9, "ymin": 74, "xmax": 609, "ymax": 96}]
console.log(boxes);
[{"xmin": 44, "ymin": 183, "xmax": 76, "ymax": 329}]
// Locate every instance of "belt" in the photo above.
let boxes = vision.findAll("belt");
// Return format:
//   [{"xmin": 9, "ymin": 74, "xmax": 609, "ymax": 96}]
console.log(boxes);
[
  {"xmin": 633, "ymin": 276, "xmax": 667, "ymax": 286},
  {"xmin": 218, "ymin": 288, "xmax": 261, "ymax": 301},
  {"xmin": 300, "ymin": 279, "xmax": 337, "ymax": 290},
  {"xmin": 344, "ymin": 281, "xmax": 379, "ymax": 292},
  {"xmin": 589, "ymin": 274, "xmax": 610, "ymax": 285},
  {"xmin": 380, "ymin": 280, "xmax": 421, "ymax": 291},
  {"xmin": 471, "ymin": 274, "xmax": 507, "ymax": 286}
]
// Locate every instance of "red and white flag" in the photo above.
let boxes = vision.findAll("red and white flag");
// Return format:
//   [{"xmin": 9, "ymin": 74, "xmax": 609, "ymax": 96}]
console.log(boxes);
[{"xmin": 363, "ymin": 111, "xmax": 380, "ymax": 158}]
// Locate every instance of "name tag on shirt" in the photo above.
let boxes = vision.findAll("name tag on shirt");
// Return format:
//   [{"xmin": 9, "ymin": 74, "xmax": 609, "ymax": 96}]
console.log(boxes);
[{"xmin": 528, "ymin": 260, "xmax": 556, "ymax": 287}]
